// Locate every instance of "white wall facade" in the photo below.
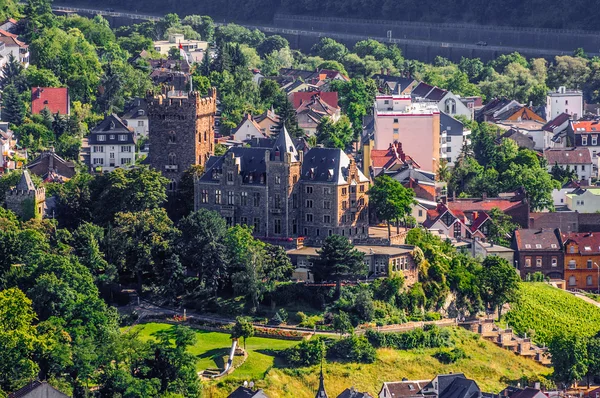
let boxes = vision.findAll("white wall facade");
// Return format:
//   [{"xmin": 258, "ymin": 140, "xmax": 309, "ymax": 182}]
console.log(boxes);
[
  {"xmin": 546, "ymin": 87, "xmax": 583, "ymax": 120},
  {"xmin": 90, "ymin": 143, "xmax": 135, "ymax": 172}
]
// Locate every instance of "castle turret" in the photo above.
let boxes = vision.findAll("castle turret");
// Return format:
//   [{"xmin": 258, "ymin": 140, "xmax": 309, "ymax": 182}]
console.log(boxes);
[{"xmin": 4, "ymin": 170, "xmax": 45, "ymax": 220}]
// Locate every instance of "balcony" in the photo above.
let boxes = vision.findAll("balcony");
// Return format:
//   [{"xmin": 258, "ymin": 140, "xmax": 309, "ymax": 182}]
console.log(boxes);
[{"xmin": 164, "ymin": 165, "xmax": 179, "ymax": 172}]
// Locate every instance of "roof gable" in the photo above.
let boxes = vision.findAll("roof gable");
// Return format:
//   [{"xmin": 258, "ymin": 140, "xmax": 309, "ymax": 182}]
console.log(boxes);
[{"xmin": 31, "ymin": 87, "xmax": 69, "ymax": 115}]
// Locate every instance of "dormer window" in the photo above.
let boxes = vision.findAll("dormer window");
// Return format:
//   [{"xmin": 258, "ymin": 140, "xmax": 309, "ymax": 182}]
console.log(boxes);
[
  {"xmin": 327, "ymin": 169, "xmax": 334, "ymax": 181},
  {"xmin": 109, "ymin": 135, "xmax": 115, "ymax": 140},
  {"xmin": 137, "ymin": 109, "xmax": 145, "ymax": 116},
  {"xmin": 97, "ymin": 135, "xmax": 106, "ymax": 142},
  {"xmin": 119, "ymin": 135, "xmax": 127, "ymax": 141}
]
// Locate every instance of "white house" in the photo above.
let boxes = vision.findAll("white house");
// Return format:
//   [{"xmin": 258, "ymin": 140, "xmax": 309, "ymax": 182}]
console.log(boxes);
[
  {"xmin": 411, "ymin": 82, "xmax": 473, "ymax": 119},
  {"xmin": 232, "ymin": 114, "xmax": 268, "ymax": 142},
  {"xmin": 122, "ymin": 98, "xmax": 149, "ymax": 138},
  {"xmin": 89, "ymin": 114, "xmax": 136, "ymax": 173},
  {"xmin": 0, "ymin": 29, "xmax": 29, "ymax": 73},
  {"xmin": 545, "ymin": 147, "xmax": 593, "ymax": 182},
  {"xmin": 153, "ymin": 33, "xmax": 209, "ymax": 63},
  {"xmin": 546, "ymin": 86, "xmax": 583, "ymax": 121},
  {"xmin": 566, "ymin": 188, "xmax": 600, "ymax": 213}
]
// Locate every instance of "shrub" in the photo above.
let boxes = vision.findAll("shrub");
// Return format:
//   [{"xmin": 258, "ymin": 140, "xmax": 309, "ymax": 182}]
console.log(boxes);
[
  {"xmin": 365, "ymin": 325, "xmax": 452, "ymax": 350},
  {"xmin": 296, "ymin": 312, "xmax": 324, "ymax": 328},
  {"xmin": 434, "ymin": 347, "xmax": 467, "ymax": 364},
  {"xmin": 283, "ymin": 338, "xmax": 327, "ymax": 367},
  {"xmin": 328, "ymin": 336, "xmax": 376, "ymax": 364},
  {"xmin": 424, "ymin": 312, "xmax": 442, "ymax": 321}
]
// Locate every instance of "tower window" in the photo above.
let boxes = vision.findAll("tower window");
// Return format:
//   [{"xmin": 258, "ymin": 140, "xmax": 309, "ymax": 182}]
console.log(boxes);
[
  {"xmin": 168, "ymin": 152, "xmax": 176, "ymax": 165},
  {"xmin": 168, "ymin": 131, "xmax": 176, "ymax": 143}
]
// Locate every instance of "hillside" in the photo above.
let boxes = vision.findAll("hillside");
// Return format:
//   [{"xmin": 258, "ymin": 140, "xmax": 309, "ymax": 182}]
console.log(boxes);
[
  {"xmin": 502, "ymin": 283, "xmax": 600, "ymax": 345},
  {"xmin": 132, "ymin": 324, "xmax": 550, "ymax": 397},
  {"xmin": 54, "ymin": 0, "xmax": 597, "ymax": 30}
]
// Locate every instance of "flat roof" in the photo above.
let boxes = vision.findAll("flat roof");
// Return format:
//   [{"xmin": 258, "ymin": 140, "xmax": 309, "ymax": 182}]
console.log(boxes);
[{"xmin": 288, "ymin": 245, "xmax": 414, "ymax": 256}]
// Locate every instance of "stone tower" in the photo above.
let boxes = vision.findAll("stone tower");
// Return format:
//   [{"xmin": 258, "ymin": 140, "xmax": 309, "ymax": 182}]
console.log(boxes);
[
  {"xmin": 4, "ymin": 170, "xmax": 45, "ymax": 220},
  {"xmin": 146, "ymin": 87, "xmax": 217, "ymax": 190}
]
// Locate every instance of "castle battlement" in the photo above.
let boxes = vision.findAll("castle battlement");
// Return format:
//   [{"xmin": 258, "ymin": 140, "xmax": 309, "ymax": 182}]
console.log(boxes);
[{"xmin": 7, "ymin": 187, "xmax": 45, "ymax": 197}]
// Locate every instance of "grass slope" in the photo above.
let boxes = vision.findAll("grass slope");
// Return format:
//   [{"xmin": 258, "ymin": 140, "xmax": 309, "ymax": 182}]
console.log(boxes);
[
  {"xmin": 502, "ymin": 283, "xmax": 600, "ymax": 345},
  {"xmin": 129, "ymin": 324, "xmax": 550, "ymax": 398}
]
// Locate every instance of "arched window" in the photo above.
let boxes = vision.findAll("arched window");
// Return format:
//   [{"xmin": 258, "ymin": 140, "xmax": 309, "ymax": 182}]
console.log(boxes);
[
  {"xmin": 569, "ymin": 276, "xmax": 576, "ymax": 286},
  {"xmin": 445, "ymin": 98, "xmax": 456, "ymax": 114},
  {"xmin": 168, "ymin": 152, "xmax": 176, "ymax": 165},
  {"xmin": 168, "ymin": 131, "xmax": 176, "ymax": 143},
  {"xmin": 587, "ymin": 276, "xmax": 593, "ymax": 286},
  {"xmin": 168, "ymin": 179, "xmax": 177, "ymax": 191}
]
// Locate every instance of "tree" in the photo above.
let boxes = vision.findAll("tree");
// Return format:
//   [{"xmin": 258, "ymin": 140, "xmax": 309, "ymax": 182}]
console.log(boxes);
[
  {"xmin": 258, "ymin": 35, "xmax": 289, "ymax": 57},
  {"xmin": 231, "ymin": 316, "xmax": 254, "ymax": 349},
  {"xmin": 486, "ymin": 207, "xmax": 518, "ymax": 247},
  {"xmin": 313, "ymin": 235, "xmax": 366, "ymax": 297},
  {"xmin": 479, "ymin": 256, "xmax": 520, "ymax": 319},
  {"xmin": 550, "ymin": 162, "xmax": 577, "ymax": 185},
  {"xmin": 1, "ymin": 84, "xmax": 25, "ymax": 125},
  {"xmin": 177, "ymin": 209, "xmax": 228, "ymax": 295},
  {"xmin": 0, "ymin": 288, "xmax": 39, "ymax": 392},
  {"xmin": 316, "ymin": 115, "xmax": 354, "ymax": 150},
  {"xmin": 549, "ymin": 333, "xmax": 588, "ymax": 388},
  {"xmin": 367, "ymin": 175, "xmax": 416, "ymax": 241},
  {"xmin": 332, "ymin": 311, "xmax": 353, "ymax": 336},
  {"xmin": 587, "ymin": 336, "xmax": 600, "ymax": 388},
  {"xmin": 0, "ymin": 53, "xmax": 26, "ymax": 91},
  {"xmin": 311, "ymin": 37, "xmax": 348, "ymax": 62}
]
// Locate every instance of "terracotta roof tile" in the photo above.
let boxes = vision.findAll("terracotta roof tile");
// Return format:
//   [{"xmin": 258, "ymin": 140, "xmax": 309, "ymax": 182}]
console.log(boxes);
[{"xmin": 31, "ymin": 87, "xmax": 69, "ymax": 115}]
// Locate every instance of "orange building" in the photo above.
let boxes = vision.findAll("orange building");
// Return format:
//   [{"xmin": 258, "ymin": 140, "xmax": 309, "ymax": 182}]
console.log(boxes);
[{"xmin": 563, "ymin": 232, "xmax": 600, "ymax": 291}]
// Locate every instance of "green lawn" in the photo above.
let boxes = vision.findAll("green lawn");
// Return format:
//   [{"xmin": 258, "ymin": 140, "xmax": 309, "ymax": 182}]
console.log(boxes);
[{"xmin": 127, "ymin": 323, "xmax": 298, "ymax": 380}]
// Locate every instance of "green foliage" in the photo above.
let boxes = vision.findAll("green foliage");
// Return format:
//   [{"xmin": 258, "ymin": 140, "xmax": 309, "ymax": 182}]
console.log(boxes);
[
  {"xmin": 328, "ymin": 335, "xmax": 376, "ymax": 363},
  {"xmin": 365, "ymin": 325, "xmax": 452, "ymax": 350},
  {"xmin": 549, "ymin": 333, "xmax": 588, "ymax": 387},
  {"xmin": 368, "ymin": 175, "xmax": 416, "ymax": 240},
  {"xmin": 231, "ymin": 316, "xmax": 255, "ymax": 349},
  {"xmin": 283, "ymin": 337, "xmax": 325, "ymax": 367},
  {"xmin": 316, "ymin": 115, "xmax": 354, "ymax": 150},
  {"xmin": 480, "ymin": 256, "xmax": 520, "ymax": 318},
  {"xmin": 312, "ymin": 37, "xmax": 348, "ymax": 62},
  {"xmin": 332, "ymin": 311, "xmax": 353, "ymax": 335},
  {"xmin": 313, "ymin": 234, "xmax": 366, "ymax": 296},
  {"xmin": 1, "ymin": 84, "xmax": 25, "ymax": 125},
  {"xmin": 434, "ymin": 347, "xmax": 467, "ymax": 364}
]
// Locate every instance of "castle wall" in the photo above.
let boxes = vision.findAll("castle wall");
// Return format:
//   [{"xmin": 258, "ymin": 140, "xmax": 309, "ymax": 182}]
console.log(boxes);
[{"xmin": 5, "ymin": 188, "xmax": 46, "ymax": 220}]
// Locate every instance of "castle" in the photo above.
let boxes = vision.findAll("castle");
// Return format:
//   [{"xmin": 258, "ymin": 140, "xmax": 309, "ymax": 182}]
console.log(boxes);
[
  {"xmin": 146, "ymin": 87, "xmax": 217, "ymax": 190},
  {"xmin": 194, "ymin": 127, "xmax": 370, "ymax": 245},
  {"xmin": 4, "ymin": 170, "xmax": 45, "ymax": 220}
]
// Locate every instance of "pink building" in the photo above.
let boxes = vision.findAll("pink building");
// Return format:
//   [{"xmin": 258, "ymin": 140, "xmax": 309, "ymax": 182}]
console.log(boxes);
[{"xmin": 372, "ymin": 95, "xmax": 440, "ymax": 173}]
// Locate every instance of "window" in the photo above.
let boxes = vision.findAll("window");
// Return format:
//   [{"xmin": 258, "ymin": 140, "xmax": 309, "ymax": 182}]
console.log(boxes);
[
  {"xmin": 569, "ymin": 276, "xmax": 576, "ymax": 286},
  {"xmin": 253, "ymin": 218, "xmax": 260, "ymax": 233},
  {"xmin": 306, "ymin": 214, "xmax": 313, "ymax": 222},
  {"xmin": 570, "ymin": 245, "xmax": 576, "ymax": 253},
  {"xmin": 536, "ymin": 258, "xmax": 542, "ymax": 267},
  {"xmin": 120, "ymin": 158, "xmax": 131, "ymax": 165},
  {"xmin": 418, "ymin": 209, "xmax": 423, "ymax": 217},
  {"xmin": 97, "ymin": 135, "xmax": 106, "ymax": 141},
  {"xmin": 109, "ymin": 152, "xmax": 115, "ymax": 159},
  {"xmin": 342, "ymin": 201, "xmax": 348, "ymax": 210},
  {"xmin": 583, "ymin": 135, "xmax": 588, "ymax": 145},
  {"xmin": 253, "ymin": 193, "xmax": 260, "ymax": 207},
  {"xmin": 323, "ymin": 215, "xmax": 331, "ymax": 223},
  {"xmin": 323, "ymin": 187, "xmax": 331, "ymax": 195},
  {"xmin": 275, "ymin": 175, "xmax": 281, "ymax": 184},
  {"xmin": 168, "ymin": 179, "xmax": 177, "ymax": 191},
  {"xmin": 342, "ymin": 188, "xmax": 347, "ymax": 195},
  {"xmin": 393, "ymin": 128, "xmax": 399, "ymax": 138},
  {"xmin": 293, "ymin": 194, "xmax": 298, "ymax": 208},
  {"xmin": 240, "ymin": 192, "xmax": 248, "ymax": 206},
  {"xmin": 274, "ymin": 219, "xmax": 281, "ymax": 234},
  {"xmin": 453, "ymin": 222, "xmax": 461, "ymax": 238},
  {"xmin": 121, "ymin": 146, "xmax": 132, "ymax": 152},
  {"xmin": 240, "ymin": 217, "xmax": 247, "ymax": 225},
  {"xmin": 119, "ymin": 134, "xmax": 127, "ymax": 141},
  {"xmin": 138, "ymin": 120, "xmax": 144, "ymax": 127},
  {"xmin": 588, "ymin": 260, "xmax": 593, "ymax": 269},
  {"xmin": 569, "ymin": 260, "xmax": 577, "ymax": 269},
  {"xmin": 227, "ymin": 172, "xmax": 233, "ymax": 182},
  {"xmin": 292, "ymin": 218, "xmax": 297, "ymax": 234},
  {"xmin": 274, "ymin": 194, "xmax": 281, "ymax": 208},
  {"xmin": 93, "ymin": 158, "xmax": 104, "ymax": 165},
  {"xmin": 227, "ymin": 191, "xmax": 235, "ymax": 205},
  {"xmin": 168, "ymin": 152, "xmax": 176, "ymax": 165},
  {"xmin": 593, "ymin": 136, "xmax": 598, "ymax": 145},
  {"xmin": 93, "ymin": 146, "xmax": 104, "ymax": 153},
  {"xmin": 168, "ymin": 131, "xmax": 176, "ymax": 143},
  {"xmin": 536, "ymin": 244, "xmax": 542, "ymax": 249},
  {"xmin": 582, "ymin": 165, "xmax": 586, "ymax": 171},
  {"xmin": 225, "ymin": 217, "xmax": 233, "ymax": 226},
  {"xmin": 201, "ymin": 190, "xmax": 208, "ymax": 203},
  {"xmin": 215, "ymin": 189, "xmax": 222, "ymax": 204},
  {"xmin": 552, "ymin": 257, "xmax": 558, "ymax": 267},
  {"xmin": 360, "ymin": 185, "xmax": 365, "ymax": 192},
  {"xmin": 384, "ymin": 100, "xmax": 389, "ymax": 105},
  {"xmin": 323, "ymin": 201, "xmax": 331, "ymax": 209},
  {"xmin": 588, "ymin": 276, "xmax": 594, "ymax": 286},
  {"xmin": 305, "ymin": 199, "xmax": 313, "ymax": 208},
  {"xmin": 446, "ymin": 136, "xmax": 452, "ymax": 142},
  {"xmin": 393, "ymin": 118, "xmax": 398, "ymax": 123},
  {"xmin": 306, "ymin": 186, "xmax": 313, "ymax": 194},
  {"xmin": 525, "ymin": 257, "xmax": 531, "ymax": 267}
]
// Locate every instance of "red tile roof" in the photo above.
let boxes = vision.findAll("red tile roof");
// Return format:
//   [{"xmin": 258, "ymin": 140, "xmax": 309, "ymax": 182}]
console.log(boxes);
[
  {"xmin": 447, "ymin": 199, "xmax": 521, "ymax": 213},
  {"xmin": 545, "ymin": 147, "xmax": 592, "ymax": 165},
  {"xmin": 563, "ymin": 232, "xmax": 600, "ymax": 254},
  {"xmin": 290, "ymin": 91, "xmax": 339, "ymax": 109},
  {"xmin": 31, "ymin": 87, "xmax": 69, "ymax": 115},
  {"xmin": 571, "ymin": 120, "xmax": 600, "ymax": 134},
  {"xmin": 370, "ymin": 142, "xmax": 420, "ymax": 169},
  {"xmin": 0, "ymin": 29, "xmax": 27, "ymax": 48}
]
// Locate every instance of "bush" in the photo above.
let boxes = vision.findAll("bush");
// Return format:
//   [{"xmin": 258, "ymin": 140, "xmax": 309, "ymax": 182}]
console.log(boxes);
[
  {"xmin": 296, "ymin": 312, "xmax": 324, "ymax": 328},
  {"xmin": 328, "ymin": 336, "xmax": 376, "ymax": 364},
  {"xmin": 365, "ymin": 325, "xmax": 452, "ymax": 350},
  {"xmin": 434, "ymin": 347, "xmax": 467, "ymax": 364},
  {"xmin": 424, "ymin": 312, "xmax": 442, "ymax": 321},
  {"xmin": 283, "ymin": 338, "xmax": 327, "ymax": 367}
]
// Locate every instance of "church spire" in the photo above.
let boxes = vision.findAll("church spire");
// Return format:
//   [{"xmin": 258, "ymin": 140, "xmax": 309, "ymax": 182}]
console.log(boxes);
[{"xmin": 315, "ymin": 358, "xmax": 328, "ymax": 398}]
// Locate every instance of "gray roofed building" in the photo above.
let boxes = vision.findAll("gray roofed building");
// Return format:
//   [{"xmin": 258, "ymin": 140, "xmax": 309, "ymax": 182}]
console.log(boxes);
[
  {"xmin": 16, "ymin": 169, "xmax": 36, "ymax": 191},
  {"xmin": 8, "ymin": 381, "xmax": 70, "ymax": 398},
  {"xmin": 337, "ymin": 387, "xmax": 374, "ymax": 398},
  {"xmin": 227, "ymin": 387, "xmax": 270, "ymax": 398},
  {"xmin": 301, "ymin": 147, "xmax": 370, "ymax": 185},
  {"xmin": 88, "ymin": 114, "xmax": 137, "ymax": 172},
  {"xmin": 440, "ymin": 112, "xmax": 464, "ymax": 136}
]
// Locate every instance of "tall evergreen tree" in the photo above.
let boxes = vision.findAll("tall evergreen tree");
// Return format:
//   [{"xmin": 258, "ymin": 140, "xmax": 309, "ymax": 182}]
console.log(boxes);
[
  {"xmin": 0, "ymin": 53, "xmax": 25, "ymax": 91},
  {"xmin": 1, "ymin": 84, "xmax": 25, "ymax": 126}
]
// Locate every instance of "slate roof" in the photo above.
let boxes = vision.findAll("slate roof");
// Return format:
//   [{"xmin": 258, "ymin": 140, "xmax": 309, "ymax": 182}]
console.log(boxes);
[
  {"xmin": 301, "ymin": 147, "xmax": 369, "ymax": 184},
  {"xmin": 89, "ymin": 114, "xmax": 136, "ymax": 145},
  {"xmin": 513, "ymin": 228, "xmax": 562, "ymax": 251},
  {"xmin": 122, "ymin": 98, "xmax": 148, "ymax": 120},
  {"xmin": 380, "ymin": 381, "xmax": 425, "ymax": 398},
  {"xmin": 440, "ymin": 112, "xmax": 464, "ymax": 136},
  {"xmin": 337, "ymin": 388, "xmax": 373, "ymax": 398},
  {"xmin": 272, "ymin": 126, "xmax": 299, "ymax": 161},
  {"xmin": 545, "ymin": 147, "xmax": 592, "ymax": 165},
  {"xmin": 8, "ymin": 381, "xmax": 69, "ymax": 398},
  {"xmin": 15, "ymin": 170, "xmax": 35, "ymax": 191},
  {"xmin": 372, "ymin": 75, "xmax": 416, "ymax": 93},
  {"xmin": 439, "ymin": 377, "xmax": 480, "ymax": 398},
  {"xmin": 543, "ymin": 113, "xmax": 571, "ymax": 132},
  {"xmin": 499, "ymin": 129, "xmax": 535, "ymax": 150},
  {"xmin": 500, "ymin": 387, "xmax": 547, "ymax": 398},
  {"xmin": 31, "ymin": 87, "xmax": 69, "ymax": 115},
  {"xmin": 199, "ymin": 147, "xmax": 269, "ymax": 184}
]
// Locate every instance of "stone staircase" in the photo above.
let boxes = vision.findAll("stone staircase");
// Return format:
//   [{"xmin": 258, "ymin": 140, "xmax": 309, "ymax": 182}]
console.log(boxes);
[{"xmin": 462, "ymin": 320, "xmax": 552, "ymax": 366}]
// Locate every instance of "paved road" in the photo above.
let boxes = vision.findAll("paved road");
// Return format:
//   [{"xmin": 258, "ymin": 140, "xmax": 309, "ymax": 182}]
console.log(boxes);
[{"xmin": 52, "ymin": 5, "xmax": 600, "ymax": 58}]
